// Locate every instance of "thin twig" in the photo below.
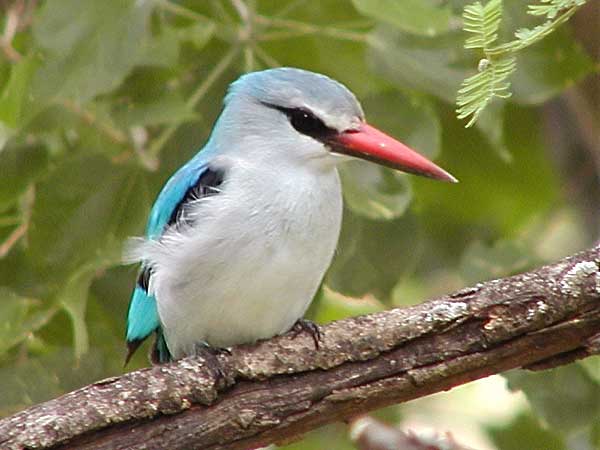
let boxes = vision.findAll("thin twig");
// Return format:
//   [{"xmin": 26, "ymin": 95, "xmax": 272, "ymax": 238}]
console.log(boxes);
[
  {"xmin": 0, "ymin": 185, "xmax": 34, "ymax": 258},
  {"xmin": 148, "ymin": 46, "xmax": 239, "ymax": 158},
  {"xmin": 258, "ymin": 20, "xmax": 373, "ymax": 41},
  {"xmin": 59, "ymin": 99, "xmax": 128, "ymax": 145},
  {"xmin": 253, "ymin": 44, "xmax": 282, "ymax": 68},
  {"xmin": 158, "ymin": 0, "xmax": 232, "ymax": 43},
  {"xmin": 0, "ymin": 215, "xmax": 20, "ymax": 227},
  {"xmin": 488, "ymin": 5, "xmax": 580, "ymax": 57},
  {"xmin": 0, "ymin": 0, "xmax": 24, "ymax": 62},
  {"xmin": 158, "ymin": 0, "xmax": 213, "ymax": 23},
  {"xmin": 243, "ymin": 47, "xmax": 255, "ymax": 71},
  {"xmin": 230, "ymin": 0, "xmax": 249, "ymax": 24},
  {"xmin": 255, "ymin": 15, "xmax": 368, "ymax": 42},
  {"xmin": 16, "ymin": 0, "xmax": 36, "ymax": 31},
  {"xmin": 257, "ymin": 30, "xmax": 315, "ymax": 41},
  {"xmin": 230, "ymin": 0, "xmax": 255, "ymax": 72},
  {"xmin": 273, "ymin": 0, "xmax": 307, "ymax": 18},
  {"xmin": 0, "ymin": 221, "xmax": 28, "ymax": 257},
  {"xmin": 211, "ymin": 0, "xmax": 235, "ymax": 24}
]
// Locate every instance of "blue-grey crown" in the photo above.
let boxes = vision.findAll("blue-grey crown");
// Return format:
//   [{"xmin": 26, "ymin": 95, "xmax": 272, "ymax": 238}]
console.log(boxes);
[{"xmin": 226, "ymin": 67, "xmax": 364, "ymax": 122}]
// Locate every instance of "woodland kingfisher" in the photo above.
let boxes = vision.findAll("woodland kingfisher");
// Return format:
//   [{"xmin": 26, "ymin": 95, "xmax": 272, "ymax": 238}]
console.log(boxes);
[{"xmin": 124, "ymin": 68, "xmax": 456, "ymax": 364}]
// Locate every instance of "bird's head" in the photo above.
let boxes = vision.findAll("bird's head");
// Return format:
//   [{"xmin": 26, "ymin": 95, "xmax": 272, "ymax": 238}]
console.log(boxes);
[{"xmin": 212, "ymin": 68, "xmax": 456, "ymax": 182}]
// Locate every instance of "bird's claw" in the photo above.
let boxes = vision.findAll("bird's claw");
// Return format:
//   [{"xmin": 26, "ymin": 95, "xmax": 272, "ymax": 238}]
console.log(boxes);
[
  {"xmin": 291, "ymin": 319, "xmax": 322, "ymax": 350},
  {"xmin": 192, "ymin": 343, "xmax": 231, "ymax": 385}
]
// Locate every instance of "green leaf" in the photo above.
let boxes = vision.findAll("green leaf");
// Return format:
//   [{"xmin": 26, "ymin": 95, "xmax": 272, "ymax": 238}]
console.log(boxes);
[
  {"xmin": 459, "ymin": 239, "xmax": 534, "ymax": 284},
  {"xmin": 368, "ymin": 27, "xmax": 468, "ymax": 103},
  {"xmin": 340, "ymin": 162, "xmax": 412, "ymax": 221},
  {"xmin": 0, "ymin": 143, "xmax": 48, "ymax": 212},
  {"xmin": 261, "ymin": 32, "xmax": 378, "ymax": 99},
  {"xmin": 510, "ymin": 27, "xmax": 594, "ymax": 104},
  {"xmin": 463, "ymin": 0, "xmax": 503, "ymax": 50},
  {"xmin": 352, "ymin": 0, "xmax": 455, "ymax": 36},
  {"xmin": 138, "ymin": 33, "xmax": 179, "ymax": 69},
  {"xmin": 580, "ymin": 356, "xmax": 600, "ymax": 385},
  {"xmin": 171, "ymin": 21, "xmax": 216, "ymax": 50},
  {"xmin": 486, "ymin": 412, "xmax": 567, "ymax": 450},
  {"xmin": 455, "ymin": 0, "xmax": 588, "ymax": 125},
  {"xmin": 137, "ymin": 22, "xmax": 215, "ymax": 68},
  {"xmin": 592, "ymin": 421, "xmax": 600, "ymax": 449},
  {"xmin": 504, "ymin": 366, "xmax": 600, "ymax": 432},
  {"xmin": 87, "ymin": 268, "xmax": 137, "ymax": 370},
  {"xmin": 528, "ymin": 0, "xmax": 586, "ymax": 19},
  {"xmin": 327, "ymin": 212, "xmax": 421, "ymax": 299},
  {"xmin": 0, "ymin": 347, "xmax": 106, "ymax": 416},
  {"xmin": 59, "ymin": 262, "xmax": 108, "ymax": 360},
  {"xmin": 0, "ymin": 242, "xmax": 50, "ymax": 301},
  {"xmin": 0, "ymin": 56, "xmax": 37, "ymax": 149},
  {"xmin": 28, "ymin": 155, "xmax": 150, "ymax": 277},
  {"xmin": 112, "ymin": 92, "xmax": 199, "ymax": 128},
  {"xmin": 343, "ymin": 81, "xmax": 442, "ymax": 218},
  {"xmin": 413, "ymin": 105, "xmax": 558, "ymax": 243},
  {"xmin": 391, "ymin": 278, "xmax": 428, "ymax": 307},
  {"xmin": 0, "ymin": 288, "xmax": 36, "ymax": 356},
  {"xmin": 474, "ymin": 102, "xmax": 512, "ymax": 162},
  {"xmin": 53, "ymin": 100, "xmax": 128, "ymax": 158},
  {"xmin": 0, "ymin": 283, "xmax": 58, "ymax": 360},
  {"xmin": 456, "ymin": 55, "xmax": 516, "ymax": 127},
  {"xmin": 314, "ymin": 285, "xmax": 385, "ymax": 324},
  {"xmin": 32, "ymin": 0, "xmax": 155, "ymax": 103},
  {"xmin": 279, "ymin": 424, "xmax": 356, "ymax": 450}
]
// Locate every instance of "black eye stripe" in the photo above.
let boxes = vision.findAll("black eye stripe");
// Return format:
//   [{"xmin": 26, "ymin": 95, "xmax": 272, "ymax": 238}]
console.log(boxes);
[{"xmin": 262, "ymin": 102, "xmax": 337, "ymax": 140}]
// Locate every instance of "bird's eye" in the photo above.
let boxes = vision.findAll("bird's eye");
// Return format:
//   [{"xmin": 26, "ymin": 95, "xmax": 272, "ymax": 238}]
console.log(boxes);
[
  {"xmin": 261, "ymin": 102, "xmax": 337, "ymax": 140},
  {"xmin": 288, "ymin": 109, "xmax": 329, "ymax": 137}
]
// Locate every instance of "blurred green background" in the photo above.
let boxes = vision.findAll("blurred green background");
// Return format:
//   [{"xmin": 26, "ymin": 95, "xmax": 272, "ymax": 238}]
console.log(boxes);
[{"xmin": 0, "ymin": 0, "xmax": 599, "ymax": 449}]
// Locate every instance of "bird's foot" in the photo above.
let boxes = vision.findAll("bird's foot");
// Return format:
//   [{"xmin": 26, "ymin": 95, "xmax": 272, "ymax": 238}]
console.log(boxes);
[
  {"xmin": 291, "ymin": 318, "xmax": 322, "ymax": 350},
  {"xmin": 192, "ymin": 343, "xmax": 231, "ymax": 385}
]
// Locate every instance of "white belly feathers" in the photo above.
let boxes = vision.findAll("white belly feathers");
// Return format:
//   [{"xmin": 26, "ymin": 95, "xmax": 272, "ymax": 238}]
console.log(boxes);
[{"xmin": 145, "ymin": 161, "xmax": 343, "ymax": 358}]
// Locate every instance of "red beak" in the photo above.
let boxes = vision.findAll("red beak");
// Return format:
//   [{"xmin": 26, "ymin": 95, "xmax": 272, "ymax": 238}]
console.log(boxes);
[{"xmin": 327, "ymin": 123, "xmax": 457, "ymax": 183}]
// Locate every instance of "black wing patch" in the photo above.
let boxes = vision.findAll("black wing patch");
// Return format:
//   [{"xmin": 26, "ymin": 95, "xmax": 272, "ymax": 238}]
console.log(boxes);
[
  {"xmin": 167, "ymin": 167, "xmax": 224, "ymax": 229},
  {"xmin": 134, "ymin": 168, "xmax": 224, "ymax": 297},
  {"xmin": 137, "ymin": 266, "xmax": 152, "ymax": 292}
]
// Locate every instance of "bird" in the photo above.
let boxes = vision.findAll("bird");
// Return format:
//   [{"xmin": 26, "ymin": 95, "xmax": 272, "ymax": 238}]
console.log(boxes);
[{"xmin": 124, "ymin": 67, "xmax": 456, "ymax": 365}]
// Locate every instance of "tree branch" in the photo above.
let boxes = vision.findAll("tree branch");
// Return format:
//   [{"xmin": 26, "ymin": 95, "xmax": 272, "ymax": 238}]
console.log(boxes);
[{"xmin": 2, "ymin": 246, "xmax": 600, "ymax": 450}]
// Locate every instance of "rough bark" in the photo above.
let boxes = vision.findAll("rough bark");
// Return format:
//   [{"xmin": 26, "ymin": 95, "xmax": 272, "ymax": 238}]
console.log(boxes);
[{"xmin": 1, "ymin": 246, "xmax": 600, "ymax": 450}]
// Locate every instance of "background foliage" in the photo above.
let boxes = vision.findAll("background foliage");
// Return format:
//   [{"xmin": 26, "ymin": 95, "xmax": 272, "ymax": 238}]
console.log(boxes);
[{"xmin": 0, "ymin": 1, "xmax": 598, "ymax": 449}]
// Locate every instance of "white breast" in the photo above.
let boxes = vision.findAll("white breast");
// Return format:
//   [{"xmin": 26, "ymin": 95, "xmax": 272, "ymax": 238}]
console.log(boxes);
[{"xmin": 147, "ymin": 158, "xmax": 343, "ymax": 358}]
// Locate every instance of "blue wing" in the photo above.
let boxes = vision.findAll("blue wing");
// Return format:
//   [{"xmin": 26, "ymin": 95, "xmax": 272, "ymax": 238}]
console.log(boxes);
[
  {"xmin": 125, "ymin": 153, "xmax": 211, "ymax": 364},
  {"xmin": 125, "ymin": 287, "xmax": 160, "ymax": 349},
  {"xmin": 145, "ymin": 156, "xmax": 211, "ymax": 239}
]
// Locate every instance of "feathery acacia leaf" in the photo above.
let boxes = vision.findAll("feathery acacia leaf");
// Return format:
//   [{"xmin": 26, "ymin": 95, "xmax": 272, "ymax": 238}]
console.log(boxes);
[
  {"xmin": 456, "ymin": 0, "xmax": 587, "ymax": 127},
  {"xmin": 463, "ymin": 0, "xmax": 502, "ymax": 50},
  {"xmin": 458, "ymin": 0, "xmax": 509, "ymax": 126},
  {"xmin": 528, "ymin": 0, "xmax": 586, "ymax": 18},
  {"xmin": 456, "ymin": 56, "xmax": 516, "ymax": 127}
]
